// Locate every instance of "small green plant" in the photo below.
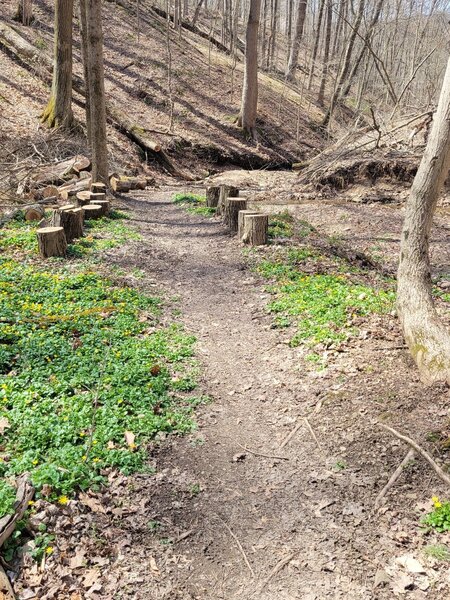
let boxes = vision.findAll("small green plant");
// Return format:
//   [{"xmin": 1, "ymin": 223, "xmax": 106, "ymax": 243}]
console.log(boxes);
[
  {"xmin": 30, "ymin": 532, "xmax": 56, "ymax": 562},
  {"xmin": 333, "ymin": 460, "xmax": 347, "ymax": 471},
  {"xmin": 422, "ymin": 497, "xmax": 450, "ymax": 532},
  {"xmin": 190, "ymin": 483, "xmax": 201, "ymax": 496},
  {"xmin": 35, "ymin": 37, "xmax": 47, "ymax": 50},
  {"xmin": 172, "ymin": 193, "xmax": 215, "ymax": 217},
  {"xmin": 268, "ymin": 212, "xmax": 294, "ymax": 239},
  {"xmin": 147, "ymin": 520, "xmax": 161, "ymax": 531},
  {"xmin": 0, "ymin": 481, "xmax": 17, "ymax": 519},
  {"xmin": 423, "ymin": 544, "xmax": 450, "ymax": 562}
]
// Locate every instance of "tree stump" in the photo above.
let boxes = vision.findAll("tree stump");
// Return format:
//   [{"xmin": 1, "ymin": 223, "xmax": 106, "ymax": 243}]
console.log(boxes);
[
  {"xmin": 206, "ymin": 186, "xmax": 220, "ymax": 208},
  {"xmin": 224, "ymin": 198, "xmax": 247, "ymax": 233},
  {"xmin": 217, "ymin": 185, "xmax": 239, "ymax": 216},
  {"xmin": 76, "ymin": 191, "xmax": 92, "ymax": 206},
  {"xmin": 238, "ymin": 210, "xmax": 260, "ymax": 240},
  {"xmin": 242, "ymin": 214, "xmax": 269, "ymax": 246},
  {"xmin": 25, "ymin": 204, "xmax": 45, "ymax": 221},
  {"xmin": 110, "ymin": 176, "xmax": 131, "ymax": 193},
  {"xmin": 59, "ymin": 204, "xmax": 76, "ymax": 211},
  {"xmin": 91, "ymin": 182, "xmax": 106, "ymax": 193},
  {"xmin": 95, "ymin": 200, "xmax": 110, "ymax": 216},
  {"xmin": 37, "ymin": 227, "xmax": 67, "ymax": 258},
  {"xmin": 50, "ymin": 208, "xmax": 83, "ymax": 243},
  {"xmin": 83, "ymin": 204, "xmax": 103, "ymax": 220}
]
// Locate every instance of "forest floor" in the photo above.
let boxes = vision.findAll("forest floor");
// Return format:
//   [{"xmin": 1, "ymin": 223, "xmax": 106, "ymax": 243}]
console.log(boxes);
[{"xmin": 11, "ymin": 186, "xmax": 450, "ymax": 600}]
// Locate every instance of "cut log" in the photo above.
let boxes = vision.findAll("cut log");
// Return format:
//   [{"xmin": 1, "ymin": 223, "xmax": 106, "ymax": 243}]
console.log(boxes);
[
  {"xmin": 83, "ymin": 204, "xmax": 103, "ymax": 220},
  {"xmin": 238, "ymin": 210, "xmax": 260, "ymax": 240},
  {"xmin": 110, "ymin": 176, "xmax": 131, "ymax": 193},
  {"xmin": 42, "ymin": 185, "xmax": 59, "ymax": 198},
  {"xmin": 25, "ymin": 204, "xmax": 45, "ymax": 221},
  {"xmin": 90, "ymin": 192, "xmax": 106, "ymax": 203},
  {"xmin": 91, "ymin": 182, "xmax": 107, "ymax": 193},
  {"xmin": 95, "ymin": 200, "xmax": 111, "ymax": 216},
  {"xmin": 110, "ymin": 175, "xmax": 147, "ymax": 192},
  {"xmin": 217, "ymin": 185, "xmax": 239, "ymax": 216},
  {"xmin": 72, "ymin": 155, "xmax": 91, "ymax": 174},
  {"xmin": 50, "ymin": 208, "xmax": 83, "ymax": 243},
  {"xmin": 242, "ymin": 214, "xmax": 269, "ymax": 246},
  {"xmin": 206, "ymin": 186, "xmax": 221, "ymax": 208},
  {"xmin": 224, "ymin": 198, "xmax": 247, "ymax": 233},
  {"xmin": 37, "ymin": 226, "xmax": 67, "ymax": 258},
  {"xmin": 59, "ymin": 203, "xmax": 76, "ymax": 211},
  {"xmin": 76, "ymin": 191, "xmax": 93, "ymax": 206},
  {"xmin": 79, "ymin": 170, "xmax": 91, "ymax": 180},
  {"xmin": 59, "ymin": 178, "xmax": 92, "ymax": 201}
]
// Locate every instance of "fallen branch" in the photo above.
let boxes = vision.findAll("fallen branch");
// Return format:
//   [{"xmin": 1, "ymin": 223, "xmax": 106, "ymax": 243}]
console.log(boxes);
[
  {"xmin": 259, "ymin": 552, "xmax": 298, "ymax": 592},
  {"xmin": 304, "ymin": 417, "xmax": 323, "ymax": 455},
  {"xmin": 279, "ymin": 422, "xmax": 303, "ymax": 450},
  {"xmin": 374, "ymin": 448, "xmax": 415, "ymax": 508},
  {"xmin": 236, "ymin": 442, "xmax": 289, "ymax": 461},
  {"xmin": 0, "ymin": 475, "xmax": 34, "ymax": 548},
  {"xmin": 214, "ymin": 514, "xmax": 255, "ymax": 578},
  {"xmin": 378, "ymin": 423, "xmax": 450, "ymax": 487}
]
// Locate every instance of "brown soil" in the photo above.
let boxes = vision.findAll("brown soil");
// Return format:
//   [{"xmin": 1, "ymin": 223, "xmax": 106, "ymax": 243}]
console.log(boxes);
[{"xmin": 14, "ymin": 188, "xmax": 450, "ymax": 600}]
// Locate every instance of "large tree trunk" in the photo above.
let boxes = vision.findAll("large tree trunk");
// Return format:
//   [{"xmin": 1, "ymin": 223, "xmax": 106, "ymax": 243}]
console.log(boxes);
[
  {"xmin": 84, "ymin": 0, "xmax": 109, "ymax": 183},
  {"xmin": 238, "ymin": 0, "xmax": 262, "ymax": 139},
  {"xmin": 285, "ymin": 0, "xmax": 307, "ymax": 81},
  {"xmin": 41, "ymin": 0, "xmax": 74, "ymax": 128},
  {"xmin": 397, "ymin": 57, "xmax": 450, "ymax": 385},
  {"xmin": 78, "ymin": 0, "xmax": 91, "ymax": 145}
]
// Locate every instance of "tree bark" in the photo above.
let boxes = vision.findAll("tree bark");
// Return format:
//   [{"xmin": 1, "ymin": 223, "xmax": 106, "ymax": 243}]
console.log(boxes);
[
  {"xmin": 84, "ymin": 0, "xmax": 109, "ymax": 183},
  {"xmin": 37, "ymin": 226, "xmax": 67, "ymax": 257},
  {"xmin": 238, "ymin": 0, "xmax": 262, "ymax": 138},
  {"xmin": 238, "ymin": 209, "xmax": 259, "ymax": 240},
  {"xmin": 242, "ymin": 214, "xmax": 268, "ymax": 245},
  {"xmin": 285, "ymin": 0, "xmax": 307, "ymax": 81},
  {"xmin": 41, "ymin": 0, "xmax": 74, "ymax": 128},
  {"xmin": 217, "ymin": 185, "xmax": 239, "ymax": 216},
  {"xmin": 50, "ymin": 207, "xmax": 83, "ymax": 242},
  {"xmin": 224, "ymin": 198, "xmax": 247, "ymax": 232},
  {"xmin": 397, "ymin": 56, "xmax": 450, "ymax": 385},
  {"xmin": 78, "ymin": 0, "xmax": 91, "ymax": 144},
  {"xmin": 318, "ymin": 0, "xmax": 332, "ymax": 106},
  {"xmin": 206, "ymin": 186, "xmax": 221, "ymax": 207}
]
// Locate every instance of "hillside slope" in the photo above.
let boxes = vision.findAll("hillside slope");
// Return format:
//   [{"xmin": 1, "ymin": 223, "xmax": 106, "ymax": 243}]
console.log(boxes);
[{"xmin": 0, "ymin": 0, "xmax": 328, "ymax": 178}]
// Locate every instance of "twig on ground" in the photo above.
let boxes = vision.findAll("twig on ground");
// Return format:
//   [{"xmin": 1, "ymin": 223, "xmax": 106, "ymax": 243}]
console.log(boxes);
[
  {"xmin": 374, "ymin": 448, "xmax": 415, "ymax": 508},
  {"xmin": 236, "ymin": 442, "xmax": 289, "ymax": 461},
  {"xmin": 304, "ymin": 417, "xmax": 323, "ymax": 455},
  {"xmin": 259, "ymin": 552, "xmax": 298, "ymax": 591},
  {"xmin": 378, "ymin": 423, "xmax": 450, "ymax": 487},
  {"xmin": 214, "ymin": 514, "xmax": 255, "ymax": 578},
  {"xmin": 279, "ymin": 422, "xmax": 303, "ymax": 450}
]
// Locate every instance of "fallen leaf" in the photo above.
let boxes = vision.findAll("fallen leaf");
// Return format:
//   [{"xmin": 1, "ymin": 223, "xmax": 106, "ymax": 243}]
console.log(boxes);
[
  {"xmin": 124, "ymin": 430, "xmax": 136, "ymax": 449},
  {"xmin": 69, "ymin": 547, "xmax": 86, "ymax": 569},
  {"xmin": 83, "ymin": 568, "xmax": 100, "ymax": 589},
  {"xmin": 0, "ymin": 416, "xmax": 10, "ymax": 434},
  {"xmin": 397, "ymin": 554, "xmax": 426, "ymax": 574},
  {"xmin": 79, "ymin": 492, "xmax": 106, "ymax": 514},
  {"xmin": 149, "ymin": 556, "xmax": 160, "ymax": 575}
]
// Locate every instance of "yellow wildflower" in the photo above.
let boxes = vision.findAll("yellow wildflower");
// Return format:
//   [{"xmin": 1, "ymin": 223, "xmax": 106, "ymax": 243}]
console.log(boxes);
[
  {"xmin": 58, "ymin": 495, "xmax": 69, "ymax": 505},
  {"xmin": 432, "ymin": 496, "xmax": 442, "ymax": 508},
  {"xmin": 45, "ymin": 546, "xmax": 54, "ymax": 555}
]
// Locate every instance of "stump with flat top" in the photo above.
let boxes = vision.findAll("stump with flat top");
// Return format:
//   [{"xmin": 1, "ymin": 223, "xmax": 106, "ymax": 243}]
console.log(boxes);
[
  {"xmin": 90, "ymin": 192, "xmax": 107, "ymax": 203},
  {"xmin": 206, "ymin": 186, "xmax": 220, "ymax": 208},
  {"xmin": 76, "ymin": 191, "xmax": 92, "ymax": 206},
  {"xmin": 83, "ymin": 204, "xmax": 103, "ymax": 220},
  {"xmin": 238, "ymin": 210, "xmax": 260, "ymax": 240},
  {"xmin": 37, "ymin": 226, "xmax": 67, "ymax": 258},
  {"xmin": 217, "ymin": 185, "xmax": 239, "ymax": 216},
  {"xmin": 91, "ymin": 182, "xmax": 107, "ymax": 194},
  {"xmin": 25, "ymin": 204, "xmax": 45, "ymax": 221},
  {"xmin": 242, "ymin": 214, "xmax": 269, "ymax": 246},
  {"xmin": 50, "ymin": 207, "xmax": 83, "ymax": 243},
  {"xmin": 224, "ymin": 198, "xmax": 247, "ymax": 233},
  {"xmin": 95, "ymin": 200, "xmax": 110, "ymax": 216}
]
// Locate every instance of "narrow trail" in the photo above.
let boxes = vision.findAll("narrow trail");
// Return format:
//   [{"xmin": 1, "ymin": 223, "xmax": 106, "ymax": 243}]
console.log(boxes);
[{"xmin": 106, "ymin": 190, "xmax": 377, "ymax": 600}]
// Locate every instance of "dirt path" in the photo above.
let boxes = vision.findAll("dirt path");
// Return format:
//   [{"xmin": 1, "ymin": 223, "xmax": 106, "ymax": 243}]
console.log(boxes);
[{"xmin": 103, "ymin": 190, "xmax": 390, "ymax": 600}]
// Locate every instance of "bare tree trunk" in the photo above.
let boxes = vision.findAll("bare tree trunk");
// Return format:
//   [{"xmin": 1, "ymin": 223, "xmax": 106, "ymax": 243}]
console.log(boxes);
[
  {"xmin": 307, "ymin": 0, "xmax": 325, "ymax": 89},
  {"xmin": 238, "ymin": 0, "xmax": 262, "ymax": 138},
  {"xmin": 41, "ymin": 0, "xmax": 74, "ymax": 128},
  {"xmin": 84, "ymin": 0, "xmax": 109, "ymax": 183},
  {"xmin": 192, "ymin": 0, "xmax": 205, "ymax": 26},
  {"xmin": 397, "ymin": 57, "xmax": 450, "ymax": 385},
  {"xmin": 16, "ymin": 0, "xmax": 33, "ymax": 25},
  {"xmin": 285, "ymin": 0, "xmax": 307, "ymax": 81},
  {"xmin": 318, "ymin": 0, "xmax": 332, "ymax": 106},
  {"xmin": 78, "ymin": 0, "xmax": 91, "ymax": 144}
]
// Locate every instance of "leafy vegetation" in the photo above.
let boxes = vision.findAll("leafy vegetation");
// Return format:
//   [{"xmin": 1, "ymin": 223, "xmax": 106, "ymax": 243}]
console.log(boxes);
[
  {"xmin": 257, "ymin": 246, "xmax": 395, "ymax": 348},
  {"xmin": 268, "ymin": 211, "xmax": 294, "ymax": 239},
  {"xmin": 422, "ymin": 497, "xmax": 450, "ymax": 533},
  {"xmin": 423, "ymin": 544, "xmax": 450, "ymax": 562},
  {"xmin": 0, "ymin": 213, "xmax": 200, "ymax": 517},
  {"xmin": 172, "ymin": 193, "xmax": 216, "ymax": 217}
]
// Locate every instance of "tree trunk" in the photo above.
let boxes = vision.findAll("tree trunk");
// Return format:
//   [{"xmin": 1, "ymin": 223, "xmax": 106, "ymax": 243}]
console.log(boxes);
[
  {"xmin": 206, "ymin": 186, "xmax": 221, "ymax": 207},
  {"xmin": 217, "ymin": 185, "xmax": 239, "ymax": 216},
  {"xmin": 78, "ymin": 0, "xmax": 91, "ymax": 144},
  {"xmin": 50, "ymin": 207, "xmax": 83, "ymax": 242},
  {"xmin": 41, "ymin": 0, "xmax": 74, "ymax": 129},
  {"xmin": 285, "ymin": 0, "xmax": 307, "ymax": 81},
  {"xmin": 16, "ymin": 0, "xmax": 33, "ymax": 25},
  {"xmin": 84, "ymin": 0, "xmax": 109, "ymax": 183},
  {"xmin": 318, "ymin": 0, "xmax": 332, "ymax": 106},
  {"xmin": 83, "ymin": 204, "xmax": 104, "ymax": 219},
  {"xmin": 238, "ymin": 0, "xmax": 262, "ymax": 138},
  {"xmin": 397, "ymin": 57, "xmax": 450, "ymax": 385},
  {"xmin": 238, "ymin": 209, "xmax": 259, "ymax": 240}
]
